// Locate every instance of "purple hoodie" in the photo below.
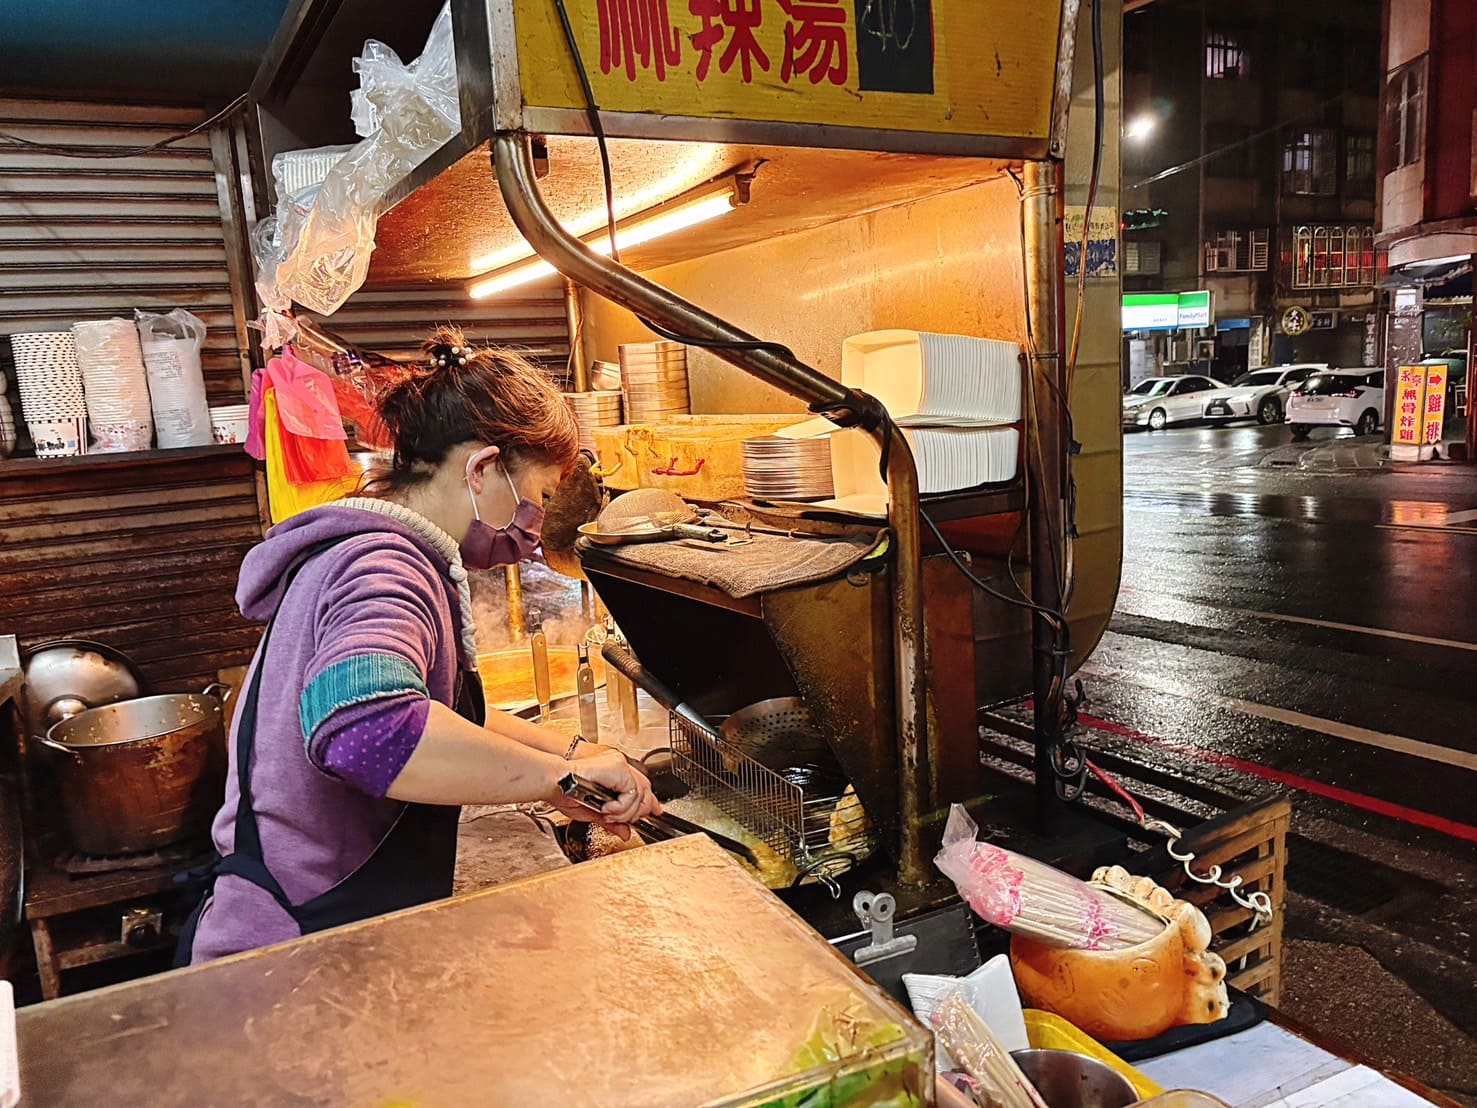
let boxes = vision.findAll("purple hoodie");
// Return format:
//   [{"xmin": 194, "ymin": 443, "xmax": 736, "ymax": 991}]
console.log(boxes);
[{"xmin": 189, "ymin": 505, "xmax": 466, "ymax": 964}]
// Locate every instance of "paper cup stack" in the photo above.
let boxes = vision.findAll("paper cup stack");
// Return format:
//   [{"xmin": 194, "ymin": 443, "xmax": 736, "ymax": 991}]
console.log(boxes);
[
  {"xmin": 73, "ymin": 319, "xmax": 154, "ymax": 453},
  {"xmin": 618, "ymin": 341, "xmax": 690, "ymax": 422},
  {"xmin": 0, "ymin": 392, "xmax": 15, "ymax": 459},
  {"xmin": 10, "ymin": 331, "xmax": 89, "ymax": 458}
]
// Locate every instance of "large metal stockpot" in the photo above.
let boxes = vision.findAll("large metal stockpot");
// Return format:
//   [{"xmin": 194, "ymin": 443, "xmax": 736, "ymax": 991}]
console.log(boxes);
[{"xmin": 40, "ymin": 685, "xmax": 228, "ymax": 856}]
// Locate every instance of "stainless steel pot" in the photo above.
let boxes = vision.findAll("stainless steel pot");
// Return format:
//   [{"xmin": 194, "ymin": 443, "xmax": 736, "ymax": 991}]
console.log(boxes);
[{"xmin": 40, "ymin": 684, "xmax": 229, "ymax": 856}]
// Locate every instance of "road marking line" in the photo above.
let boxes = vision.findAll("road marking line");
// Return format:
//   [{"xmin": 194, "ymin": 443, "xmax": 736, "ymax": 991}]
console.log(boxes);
[
  {"xmin": 1079, "ymin": 662, "xmax": 1477, "ymax": 772},
  {"xmin": 1072, "ymin": 710, "xmax": 1477, "ymax": 844},
  {"xmin": 1223, "ymin": 608, "xmax": 1477, "ymax": 654}
]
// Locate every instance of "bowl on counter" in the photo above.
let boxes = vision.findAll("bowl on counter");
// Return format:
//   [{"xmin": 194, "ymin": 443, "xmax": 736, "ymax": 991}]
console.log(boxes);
[{"xmin": 1010, "ymin": 1049, "xmax": 1138, "ymax": 1108}]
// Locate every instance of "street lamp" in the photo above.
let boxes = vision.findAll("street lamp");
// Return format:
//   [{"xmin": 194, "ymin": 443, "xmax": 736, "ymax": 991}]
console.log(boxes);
[{"xmin": 1125, "ymin": 114, "xmax": 1157, "ymax": 142}]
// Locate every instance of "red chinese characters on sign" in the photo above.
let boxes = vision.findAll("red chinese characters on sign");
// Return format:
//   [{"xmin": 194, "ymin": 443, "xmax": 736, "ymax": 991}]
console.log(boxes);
[
  {"xmin": 778, "ymin": 0, "xmax": 849, "ymax": 85},
  {"xmin": 598, "ymin": 0, "xmax": 684, "ymax": 81},
  {"xmin": 1427, "ymin": 393, "xmax": 1444, "ymax": 415},
  {"xmin": 690, "ymin": 0, "xmax": 771, "ymax": 83}
]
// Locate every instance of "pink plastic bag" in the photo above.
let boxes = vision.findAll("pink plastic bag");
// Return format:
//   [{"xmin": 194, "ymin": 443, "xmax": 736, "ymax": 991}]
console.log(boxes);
[{"xmin": 264, "ymin": 347, "xmax": 349, "ymax": 441}]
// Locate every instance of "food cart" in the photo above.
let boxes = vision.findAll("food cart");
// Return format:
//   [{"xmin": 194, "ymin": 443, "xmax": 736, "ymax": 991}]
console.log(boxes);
[{"xmin": 14, "ymin": 0, "xmax": 1447, "ymax": 1104}]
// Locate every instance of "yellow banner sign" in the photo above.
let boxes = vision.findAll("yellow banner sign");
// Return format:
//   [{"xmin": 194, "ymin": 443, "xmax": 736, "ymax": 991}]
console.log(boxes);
[
  {"xmin": 513, "ymin": 0, "xmax": 1062, "ymax": 142},
  {"xmin": 1421, "ymin": 363, "xmax": 1447, "ymax": 445},
  {"xmin": 1393, "ymin": 365, "xmax": 1424, "ymax": 446}
]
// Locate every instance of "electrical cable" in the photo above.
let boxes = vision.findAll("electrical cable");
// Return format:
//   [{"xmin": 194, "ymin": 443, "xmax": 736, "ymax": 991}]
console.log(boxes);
[
  {"xmin": 0, "ymin": 95, "xmax": 248, "ymax": 158},
  {"xmin": 550, "ymin": 0, "xmax": 800, "ymax": 363},
  {"xmin": 550, "ymin": 0, "xmax": 620, "ymax": 263},
  {"xmin": 1124, "ymin": 90, "xmax": 1349, "ymax": 192}
]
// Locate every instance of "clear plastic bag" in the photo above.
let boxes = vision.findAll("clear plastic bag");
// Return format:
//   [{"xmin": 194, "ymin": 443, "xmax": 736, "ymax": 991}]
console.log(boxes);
[
  {"xmin": 135, "ymin": 308, "xmax": 213, "ymax": 448},
  {"xmin": 255, "ymin": 2, "xmax": 460, "ymax": 326}
]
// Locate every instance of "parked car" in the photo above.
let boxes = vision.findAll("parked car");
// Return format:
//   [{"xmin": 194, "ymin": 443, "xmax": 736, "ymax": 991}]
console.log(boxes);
[
  {"xmin": 1200, "ymin": 364, "xmax": 1326, "ymax": 426},
  {"xmin": 1122, "ymin": 375, "xmax": 1220, "ymax": 431},
  {"xmin": 1286, "ymin": 369, "xmax": 1386, "ymax": 440}
]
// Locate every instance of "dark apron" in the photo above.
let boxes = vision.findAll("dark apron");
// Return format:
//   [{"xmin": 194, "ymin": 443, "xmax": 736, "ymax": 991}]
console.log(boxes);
[{"xmin": 175, "ymin": 540, "xmax": 484, "ymax": 966}]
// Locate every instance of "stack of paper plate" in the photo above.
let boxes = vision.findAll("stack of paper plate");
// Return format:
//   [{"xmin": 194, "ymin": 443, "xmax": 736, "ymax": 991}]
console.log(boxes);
[
  {"xmin": 73, "ymin": 319, "xmax": 154, "ymax": 452},
  {"xmin": 10, "ymin": 331, "xmax": 88, "ymax": 457},
  {"xmin": 619, "ymin": 341, "xmax": 690, "ymax": 422},
  {"xmin": 741, "ymin": 435, "xmax": 834, "ymax": 501}
]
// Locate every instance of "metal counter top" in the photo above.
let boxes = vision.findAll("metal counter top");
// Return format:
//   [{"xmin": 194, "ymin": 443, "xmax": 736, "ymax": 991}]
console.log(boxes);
[{"xmin": 16, "ymin": 837, "xmax": 923, "ymax": 1106}]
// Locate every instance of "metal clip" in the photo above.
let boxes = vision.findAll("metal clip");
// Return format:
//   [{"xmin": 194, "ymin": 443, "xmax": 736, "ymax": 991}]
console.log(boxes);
[{"xmin": 850, "ymin": 891, "xmax": 917, "ymax": 967}]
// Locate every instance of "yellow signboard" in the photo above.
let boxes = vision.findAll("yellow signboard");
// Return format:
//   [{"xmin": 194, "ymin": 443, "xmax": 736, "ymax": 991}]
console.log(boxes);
[
  {"xmin": 1421, "ymin": 363, "xmax": 1447, "ymax": 445},
  {"xmin": 513, "ymin": 0, "xmax": 1063, "ymax": 143},
  {"xmin": 1394, "ymin": 364, "xmax": 1449, "ymax": 447},
  {"xmin": 1393, "ymin": 365, "xmax": 1424, "ymax": 446}
]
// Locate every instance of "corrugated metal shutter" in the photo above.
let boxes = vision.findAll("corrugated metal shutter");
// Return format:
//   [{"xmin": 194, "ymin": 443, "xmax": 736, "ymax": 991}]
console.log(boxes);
[
  {"xmin": 0, "ymin": 96, "xmax": 251, "ymax": 406},
  {"xmin": 0, "ymin": 452, "xmax": 262, "ymax": 693},
  {"xmin": 306, "ymin": 282, "xmax": 572, "ymax": 380},
  {"xmin": 0, "ymin": 97, "xmax": 262, "ymax": 692}
]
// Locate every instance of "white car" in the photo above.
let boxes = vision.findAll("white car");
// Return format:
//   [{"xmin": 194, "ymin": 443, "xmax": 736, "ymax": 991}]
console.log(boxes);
[
  {"xmin": 1200, "ymin": 364, "xmax": 1325, "ymax": 426},
  {"xmin": 1286, "ymin": 369, "xmax": 1386, "ymax": 440},
  {"xmin": 1122, "ymin": 375, "xmax": 1219, "ymax": 431}
]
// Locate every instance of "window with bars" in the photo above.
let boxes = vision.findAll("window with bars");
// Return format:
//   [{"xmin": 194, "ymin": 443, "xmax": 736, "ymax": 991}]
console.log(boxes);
[
  {"xmin": 1205, "ymin": 229, "xmax": 1270, "ymax": 272},
  {"xmin": 1290, "ymin": 226, "xmax": 1375, "ymax": 287},
  {"xmin": 1123, "ymin": 240, "xmax": 1162, "ymax": 276},
  {"xmin": 1383, "ymin": 59, "xmax": 1426, "ymax": 170},
  {"xmin": 1283, "ymin": 129, "xmax": 1337, "ymax": 195},
  {"xmin": 1205, "ymin": 30, "xmax": 1249, "ymax": 79},
  {"xmin": 1345, "ymin": 133, "xmax": 1376, "ymax": 195}
]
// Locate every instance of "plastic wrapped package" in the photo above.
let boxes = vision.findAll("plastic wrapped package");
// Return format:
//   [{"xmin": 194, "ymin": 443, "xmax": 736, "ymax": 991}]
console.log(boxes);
[
  {"xmin": 934, "ymin": 805, "xmax": 1163, "ymax": 950},
  {"xmin": 256, "ymin": 2, "xmax": 460, "ymax": 324},
  {"xmin": 72, "ymin": 319, "xmax": 153, "ymax": 452},
  {"xmin": 135, "ymin": 308, "xmax": 213, "ymax": 448},
  {"xmin": 263, "ymin": 391, "xmax": 359, "ymax": 524}
]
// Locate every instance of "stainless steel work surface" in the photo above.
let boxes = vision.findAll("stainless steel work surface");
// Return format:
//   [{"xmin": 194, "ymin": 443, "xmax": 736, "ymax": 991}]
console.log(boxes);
[{"xmin": 16, "ymin": 837, "xmax": 916, "ymax": 1106}]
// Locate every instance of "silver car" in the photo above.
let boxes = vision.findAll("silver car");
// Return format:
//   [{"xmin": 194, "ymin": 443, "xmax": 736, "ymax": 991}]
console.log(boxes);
[{"xmin": 1122, "ymin": 375, "xmax": 1219, "ymax": 431}]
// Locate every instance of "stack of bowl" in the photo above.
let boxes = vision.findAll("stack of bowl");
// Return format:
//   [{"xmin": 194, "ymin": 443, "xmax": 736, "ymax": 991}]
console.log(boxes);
[
  {"xmin": 10, "ymin": 331, "xmax": 88, "ymax": 458},
  {"xmin": 618, "ymin": 341, "xmax": 690, "ymax": 422},
  {"xmin": 73, "ymin": 319, "xmax": 154, "ymax": 453},
  {"xmin": 741, "ymin": 435, "xmax": 835, "ymax": 501},
  {"xmin": 565, "ymin": 391, "xmax": 624, "ymax": 453}
]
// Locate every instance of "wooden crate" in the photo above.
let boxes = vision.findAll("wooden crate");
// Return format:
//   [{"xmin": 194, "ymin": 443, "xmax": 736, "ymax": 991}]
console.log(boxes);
[{"xmin": 1130, "ymin": 796, "xmax": 1291, "ymax": 1006}]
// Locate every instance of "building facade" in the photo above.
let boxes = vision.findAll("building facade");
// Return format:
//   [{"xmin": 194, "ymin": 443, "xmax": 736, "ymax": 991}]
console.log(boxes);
[
  {"xmin": 1122, "ymin": 0, "xmax": 1381, "ymax": 382},
  {"xmin": 1376, "ymin": 0, "xmax": 1474, "ymax": 445}
]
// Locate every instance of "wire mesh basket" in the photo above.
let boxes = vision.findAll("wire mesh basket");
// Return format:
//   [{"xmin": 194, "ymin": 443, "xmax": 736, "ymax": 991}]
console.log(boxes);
[
  {"xmin": 667, "ymin": 709, "xmax": 877, "ymax": 885},
  {"xmin": 667, "ymin": 715, "xmax": 803, "ymax": 859}
]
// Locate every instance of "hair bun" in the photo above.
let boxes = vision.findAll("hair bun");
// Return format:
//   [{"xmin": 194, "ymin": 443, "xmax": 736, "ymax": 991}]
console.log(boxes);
[{"xmin": 423, "ymin": 324, "xmax": 475, "ymax": 370}]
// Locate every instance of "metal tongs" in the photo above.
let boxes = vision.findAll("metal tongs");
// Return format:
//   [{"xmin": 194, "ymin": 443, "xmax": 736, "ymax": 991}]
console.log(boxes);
[{"xmin": 558, "ymin": 772, "xmax": 758, "ymax": 866}]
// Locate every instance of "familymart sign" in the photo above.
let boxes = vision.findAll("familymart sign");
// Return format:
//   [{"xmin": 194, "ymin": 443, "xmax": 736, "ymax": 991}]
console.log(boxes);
[{"xmin": 1122, "ymin": 291, "xmax": 1212, "ymax": 332}]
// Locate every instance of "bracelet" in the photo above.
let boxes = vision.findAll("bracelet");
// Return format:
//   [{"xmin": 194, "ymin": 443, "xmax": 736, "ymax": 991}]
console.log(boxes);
[{"xmin": 564, "ymin": 735, "xmax": 588, "ymax": 760}]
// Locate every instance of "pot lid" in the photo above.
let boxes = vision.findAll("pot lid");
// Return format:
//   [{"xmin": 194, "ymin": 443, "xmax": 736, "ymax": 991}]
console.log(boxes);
[{"xmin": 21, "ymin": 640, "xmax": 146, "ymax": 740}]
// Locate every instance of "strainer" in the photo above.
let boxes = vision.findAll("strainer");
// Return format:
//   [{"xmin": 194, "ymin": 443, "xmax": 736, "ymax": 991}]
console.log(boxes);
[{"xmin": 596, "ymin": 488, "xmax": 695, "ymax": 530}]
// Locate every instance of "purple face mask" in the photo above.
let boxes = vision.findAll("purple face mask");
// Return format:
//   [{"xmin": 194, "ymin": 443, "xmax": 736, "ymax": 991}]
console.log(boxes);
[{"xmin": 461, "ymin": 461, "xmax": 545, "ymax": 569}]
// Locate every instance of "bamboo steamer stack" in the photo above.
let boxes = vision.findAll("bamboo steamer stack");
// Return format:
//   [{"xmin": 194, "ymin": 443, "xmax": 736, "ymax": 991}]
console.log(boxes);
[
  {"xmin": 565, "ymin": 391, "xmax": 624, "ymax": 454},
  {"xmin": 618, "ymin": 340, "xmax": 690, "ymax": 421}
]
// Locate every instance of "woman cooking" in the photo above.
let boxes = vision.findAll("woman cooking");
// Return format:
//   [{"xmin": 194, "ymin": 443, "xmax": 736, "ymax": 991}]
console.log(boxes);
[{"xmin": 179, "ymin": 326, "xmax": 658, "ymax": 964}]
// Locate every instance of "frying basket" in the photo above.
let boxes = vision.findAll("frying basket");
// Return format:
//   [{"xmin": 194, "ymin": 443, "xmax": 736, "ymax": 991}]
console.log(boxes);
[{"xmin": 667, "ymin": 701, "xmax": 877, "ymax": 884}]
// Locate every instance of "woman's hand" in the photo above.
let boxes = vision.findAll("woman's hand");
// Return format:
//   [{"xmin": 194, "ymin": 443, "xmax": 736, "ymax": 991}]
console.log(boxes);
[{"xmin": 550, "ymin": 747, "xmax": 661, "ymax": 839}]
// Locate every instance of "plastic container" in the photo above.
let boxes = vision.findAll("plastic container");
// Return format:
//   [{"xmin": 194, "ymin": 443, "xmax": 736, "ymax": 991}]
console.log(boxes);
[
  {"xmin": 1024, "ymin": 1010, "xmax": 1162, "ymax": 1102},
  {"xmin": 210, "ymin": 406, "xmax": 251, "ymax": 445}
]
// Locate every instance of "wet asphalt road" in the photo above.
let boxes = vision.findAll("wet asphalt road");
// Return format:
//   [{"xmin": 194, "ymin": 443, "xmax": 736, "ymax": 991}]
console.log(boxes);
[{"xmin": 1084, "ymin": 421, "xmax": 1477, "ymax": 1100}]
